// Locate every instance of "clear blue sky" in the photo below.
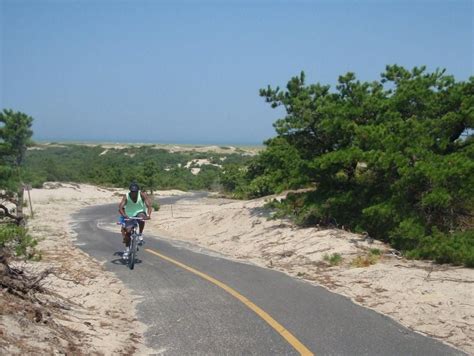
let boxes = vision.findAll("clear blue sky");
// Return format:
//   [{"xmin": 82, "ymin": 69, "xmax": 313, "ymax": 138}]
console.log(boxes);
[{"xmin": 1, "ymin": 0, "xmax": 473, "ymax": 145}]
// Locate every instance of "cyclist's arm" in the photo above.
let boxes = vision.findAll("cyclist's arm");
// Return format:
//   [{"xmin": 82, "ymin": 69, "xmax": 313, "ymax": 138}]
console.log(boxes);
[
  {"xmin": 141, "ymin": 191, "xmax": 153, "ymax": 218},
  {"xmin": 118, "ymin": 194, "xmax": 128, "ymax": 217}
]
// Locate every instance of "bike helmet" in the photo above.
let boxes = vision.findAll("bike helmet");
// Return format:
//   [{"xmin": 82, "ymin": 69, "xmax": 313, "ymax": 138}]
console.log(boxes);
[{"xmin": 129, "ymin": 182, "xmax": 139, "ymax": 192}]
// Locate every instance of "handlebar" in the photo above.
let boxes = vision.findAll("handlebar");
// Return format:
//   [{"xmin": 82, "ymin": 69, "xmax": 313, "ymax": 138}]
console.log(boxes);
[
  {"xmin": 123, "ymin": 216, "xmax": 150, "ymax": 221},
  {"xmin": 117, "ymin": 216, "xmax": 150, "ymax": 225}
]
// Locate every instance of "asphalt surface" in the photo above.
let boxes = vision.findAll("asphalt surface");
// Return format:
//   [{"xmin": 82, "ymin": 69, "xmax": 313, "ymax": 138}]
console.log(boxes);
[{"xmin": 72, "ymin": 194, "xmax": 464, "ymax": 355}]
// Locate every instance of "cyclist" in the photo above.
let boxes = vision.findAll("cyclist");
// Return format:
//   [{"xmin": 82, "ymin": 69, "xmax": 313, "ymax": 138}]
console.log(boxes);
[{"xmin": 119, "ymin": 182, "xmax": 152, "ymax": 259}]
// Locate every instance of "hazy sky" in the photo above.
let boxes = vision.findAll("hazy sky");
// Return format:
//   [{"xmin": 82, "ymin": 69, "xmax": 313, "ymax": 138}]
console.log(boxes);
[{"xmin": 1, "ymin": 0, "xmax": 473, "ymax": 145}]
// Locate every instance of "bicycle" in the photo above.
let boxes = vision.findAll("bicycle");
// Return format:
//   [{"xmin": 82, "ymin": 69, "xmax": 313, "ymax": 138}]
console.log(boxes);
[{"xmin": 122, "ymin": 217, "xmax": 144, "ymax": 270}]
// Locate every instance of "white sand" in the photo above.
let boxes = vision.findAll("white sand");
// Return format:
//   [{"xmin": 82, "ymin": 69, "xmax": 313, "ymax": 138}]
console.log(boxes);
[
  {"xmin": 149, "ymin": 195, "xmax": 474, "ymax": 354},
  {"xmin": 184, "ymin": 159, "xmax": 222, "ymax": 175}
]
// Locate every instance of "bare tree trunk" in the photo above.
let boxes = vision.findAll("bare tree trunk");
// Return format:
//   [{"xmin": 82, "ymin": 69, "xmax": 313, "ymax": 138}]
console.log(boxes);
[{"xmin": 17, "ymin": 185, "xmax": 24, "ymax": 221}]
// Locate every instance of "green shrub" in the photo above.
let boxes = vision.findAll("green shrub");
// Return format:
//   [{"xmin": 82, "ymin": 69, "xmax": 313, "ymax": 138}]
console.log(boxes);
[
  {"xmin": 406, "ymin": 229, "xmax": 474, "ymax": 267},
  {"xmin": 0, "ymin": 224, "xmax": 39, "ymax": 260},
  {"xmin": 369, "ymin": 248, "xmax": 381, "ymax": 256},
  {"xmin": 323, "ymin": 253, "xmax": 343, "ymax": 266},
  {"xmin": 389, "ymin": 218, "xmax": 426, "ymax": 251}
]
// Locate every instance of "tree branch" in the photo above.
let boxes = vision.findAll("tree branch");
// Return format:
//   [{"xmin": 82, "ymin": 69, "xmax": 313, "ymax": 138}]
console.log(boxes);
[{"xmin": 0, "ymin": 204, "xmax": 23, "ymax": 225}]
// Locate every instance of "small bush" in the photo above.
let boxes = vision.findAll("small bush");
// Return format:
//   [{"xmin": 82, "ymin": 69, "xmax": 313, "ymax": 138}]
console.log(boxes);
[
  {"xmin": 152, "ymin": 201, "xmax": 160, "ymax": 212},
  {"xmin": 323, "ymin": 253, "xmax": 343, "ymax": 266},
  {"xmin": 369, "ymin": 248, "xmax": 381, "ymax": 256}
]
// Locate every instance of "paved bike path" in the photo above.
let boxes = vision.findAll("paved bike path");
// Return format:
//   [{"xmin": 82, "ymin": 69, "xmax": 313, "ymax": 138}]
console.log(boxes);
[{"xmin": 72, "ymin": 197, "xmax": 464, "ymax": 355}]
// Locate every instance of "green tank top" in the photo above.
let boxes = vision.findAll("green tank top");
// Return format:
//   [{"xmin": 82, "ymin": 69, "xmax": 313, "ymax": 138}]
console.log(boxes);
[{"xmin": 125, "ymin": 191, "xmax": 146, "ymax": 217}]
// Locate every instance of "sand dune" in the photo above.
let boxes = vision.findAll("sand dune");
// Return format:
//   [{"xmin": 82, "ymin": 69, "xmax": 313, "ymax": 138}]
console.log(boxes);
[{"xmin": 32, "ymin": 141, "xmax": 262, "ymax": 155}]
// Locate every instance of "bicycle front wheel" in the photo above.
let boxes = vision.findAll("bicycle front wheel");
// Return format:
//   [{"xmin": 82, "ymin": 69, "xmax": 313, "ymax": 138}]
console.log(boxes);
[{"xmin": 129, "ymin": 236, "xmax": 137, "ymax": 270}]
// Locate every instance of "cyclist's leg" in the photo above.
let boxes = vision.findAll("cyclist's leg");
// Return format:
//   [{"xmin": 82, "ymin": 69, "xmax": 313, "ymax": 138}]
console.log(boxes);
[{"xmin": 136, "ymin": 212, "xmax": 147, "ymax": 234}]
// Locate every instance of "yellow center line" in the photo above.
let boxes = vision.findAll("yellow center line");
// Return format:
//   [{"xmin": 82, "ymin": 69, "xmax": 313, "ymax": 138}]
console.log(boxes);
[{"xmin": 145, "ymin": 248, "xmax": 314, "ymax": 356}]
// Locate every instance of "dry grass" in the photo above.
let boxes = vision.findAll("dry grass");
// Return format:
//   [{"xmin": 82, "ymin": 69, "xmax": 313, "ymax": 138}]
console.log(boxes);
[{"xmin": 351, "ymin": 251, "xmax": 381, "ymax": 267}]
